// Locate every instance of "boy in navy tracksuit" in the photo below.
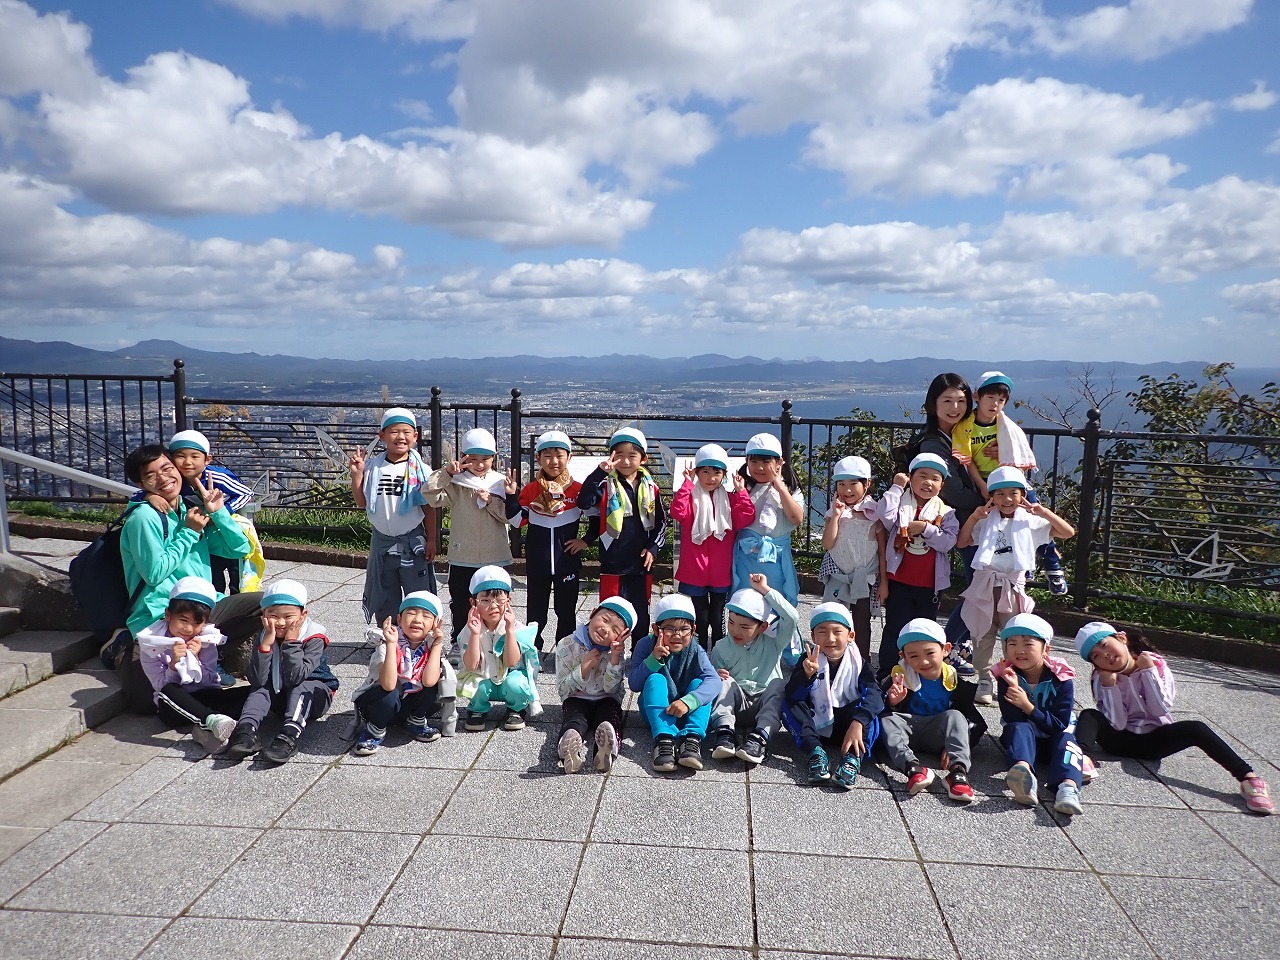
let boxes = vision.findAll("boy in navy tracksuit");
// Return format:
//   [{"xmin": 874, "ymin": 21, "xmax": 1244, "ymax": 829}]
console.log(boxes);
[{"xmin": 507, "ymin": 430, "xmax": 589, "ymax": 662}]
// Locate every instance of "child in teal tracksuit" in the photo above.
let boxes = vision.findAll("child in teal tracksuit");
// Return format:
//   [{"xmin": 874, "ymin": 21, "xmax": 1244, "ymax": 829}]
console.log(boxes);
[{"xmin": 457, "ymin": 565, "xmax": 539, "ymax": 732}]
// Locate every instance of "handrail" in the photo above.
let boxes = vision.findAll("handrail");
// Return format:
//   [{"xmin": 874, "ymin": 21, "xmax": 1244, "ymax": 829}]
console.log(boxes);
[{"xmin": 0, "ymin": 445, "xmax": 137, "ymax": 553}]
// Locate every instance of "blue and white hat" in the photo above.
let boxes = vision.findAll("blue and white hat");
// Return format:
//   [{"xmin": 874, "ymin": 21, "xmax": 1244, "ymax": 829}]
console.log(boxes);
[
  {"xmin": 469, "ymin": 565, "xmax": 512, "ymax": 595},
  {"xmin": 897, "ymin": 617, "xmax": 947, "ymax": 650},
  {"xmin": 810, "ymin": 601, "xmax": 853, "ymax": 631},
  {"xmin": 399, "ymin": 590, "xmax": 443, "ymax": 618},
  {"xmin": 167, "ymin": 430, "xmax": 210, "ymax": 455},
  {"xmin": 380, "ymin": 407, "xmax": 417, "ymax": 430},
  {"xmin": 999, "ymin": 612, "xmax": 1055, "ymax": 643},
  {"xmin": 535, "ymin": 430, "xmax": 572, "ymax": 454},
  {"xmin": 596, "ymin": 596, "xmax": 637, "ymax": 631},
  {"xmin": 908, "ymin": 452, "xmax": 949, "ymax": 478},
  {"xmin": 726, "ymin": 588, "xmax": 769, "ymax": 624},
  {"xmin": 833, "ymin": 455, "xmax": 871, "ymax": 481},
  {"xmin": 1075, "ymin": 621, "xmax": 1117, "ymax": 661},
  {"xmin": 987, "ymin": 466, "xmax": 1028, "ymax": 493},
  {"xmin": 169, "ymin": 576, "xmax": 217, "ymax": 609},
  {"xmin": 652, "ymin": 594, "xmax": 696, "ymax": 624},
  {"xmin": 694, "ymin": 443, "xmax": 729, "ymax": 472},
  {"xmin": 261, "ymin": 578, "xmax": 308, "ymax": 610},
  {"xmin": 609, "ymin": 427, "xmax": 647, "ymax": 453},
  {"xmin": 462, "ymin": 427, "xmax": 497, "ymax": 457},
  {"xmin": 978, "ymin": 370, "xmax": 1014, "ymax": 394},
  {"xmin": 745, "ymin": 432, "xmax": 783, "ymax": 458}
]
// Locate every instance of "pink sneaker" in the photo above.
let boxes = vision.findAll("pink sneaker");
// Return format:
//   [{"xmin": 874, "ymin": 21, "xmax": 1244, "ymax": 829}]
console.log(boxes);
[
  {"xmin": 1081, "ymin": 755, "xmax": 1099, "ymax": 785},
  {"xmin": 1241, "ymin": 776, "xmax": 1274, "ymax": 815}
]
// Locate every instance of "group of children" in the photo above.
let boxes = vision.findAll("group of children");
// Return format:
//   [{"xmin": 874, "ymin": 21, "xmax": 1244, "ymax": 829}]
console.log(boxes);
[{"xmin": 126, "ymin": 400, "xmax": 1274, "ymax": 817}]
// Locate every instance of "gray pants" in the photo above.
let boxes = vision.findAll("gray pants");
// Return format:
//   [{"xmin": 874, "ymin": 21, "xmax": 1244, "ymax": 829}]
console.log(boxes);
[
  {"xmin": 710, "ymin": 677, "xmax": 785, "ymax": 736},
  {"xmin": 880, "ymin": 710, "xmax": 971, "ymax": 772}
]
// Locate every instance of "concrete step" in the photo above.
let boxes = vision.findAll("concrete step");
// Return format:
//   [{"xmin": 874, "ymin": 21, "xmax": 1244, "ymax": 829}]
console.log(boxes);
[
  {"xmin": 0, "ymin": 607, "xmax": 21, "ymax": 640},
  {"xmin": 0, "ymin": 629, "xmax": 98, "ymax": 699},
  {"xmin": 0, "ymin": 657, "xmax": 125, "ymax": 782}
]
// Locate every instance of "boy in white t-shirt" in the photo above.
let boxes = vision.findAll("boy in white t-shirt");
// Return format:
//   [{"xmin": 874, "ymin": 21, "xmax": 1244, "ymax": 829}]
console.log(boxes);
[{"xmin": 956, "ymin": 467, "xmax": 1075, "ymax": 705}]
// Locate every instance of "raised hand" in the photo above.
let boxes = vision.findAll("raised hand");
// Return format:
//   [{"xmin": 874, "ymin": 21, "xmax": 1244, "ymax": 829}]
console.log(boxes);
[
  {"xmin": 892, "ymin": 473, "xmax": 909, "ymax": 488},
  {"xmin": 598, "ymin": 451, "xmax": 621, "ymax": 474},
  {"xmin": 259, "ymin": 615, "xmax": 277, "ymax": 648},
  {"xmin": 683, "ymin": 466, "xmax": 696, "ymax": 485},
  {"xmin": 973, "ymin": 499, "xmax": 994, "ymax": 521},
  {"xmin": 348, "ymin": 447, "xmax": 366, "ymax": 479},
  {"xmin": 652, "ymin": 633, "xmax": 671, "ymax": 659},
  {"xmin": 445, "ymin": 459, "xmax": 463, "ymax": 477},
  {"xmin": 193, "ymin": 472, "xmax": 225, "ymax": 514},
  {"xmin": 501, "ymin": 603, "xmax": 517, "ymax": 631},
  {"xmin": 466, "ymin": 604, "xmax": 484, "ymax": 638},
  {"xmin": 749, "ymin": 572, "xmax": 769, "ymax": 595},
  {"xmin": 830, "ymin": 500, "xmax": 845, "ymax": 521},
  {"xmin": 505, "ymin": 468, "xmax": 520, "ymax": 495},
  {"xmin": 1132, "ymin": 651, "xmax": 1156, "ymax": 672},
  {"xmin": 886, "ymin": 671, "xmax": 907, "ymax": 706},
  {"xmin": 1003, "ymin": 679, "xmax": 1032, "ymax": 712},
  {"xmin": 382, "ymin": 616, "xmax": 398, "ymax": 646},
  {"xmin": 802, "ymin": 641, "xmax": 821, "ymax": 678}
]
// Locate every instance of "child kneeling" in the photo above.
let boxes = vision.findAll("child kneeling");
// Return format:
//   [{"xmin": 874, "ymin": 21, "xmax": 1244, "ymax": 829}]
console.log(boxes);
[
  {"xmin": 225, "ymin": 579, "xmax": 340, "ymax": 764},
  {"xmin": 782, "ymin": 602, "xmax": 883, "ymax": 790},
  {"xmin": 880, "ymin": 618, "xmax": 987, "ymax": 803},
  {"xmin": 556, "ymin": 597, "xmax": 634, "ymax": 773},
  {"xmin": 351, "ymin": 591, "xmax": 453, "ymax": 756},
  {"xmin": 993, "ymin": 613, "xmax": 1086, "ymax": 816},
  {"xmin": 457, "ymin": 566, "xmax": 539, "ymax": 732},
  {"xmin": 629, "ymin": 595, "xmax": 722, "ymax": 773}
]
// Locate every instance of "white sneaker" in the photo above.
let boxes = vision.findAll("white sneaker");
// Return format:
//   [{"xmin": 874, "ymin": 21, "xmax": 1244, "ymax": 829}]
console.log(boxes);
[
  {"xmin": 974, "ymin": 679, "xmax": 995, "ymax": 706},
  {"xmin": 1006, "ymin": 764, "xmax": 1038, "ymax": 806},
  {"xmin": 594, "ymin": 722, "xmax": 618, "ymax": 773},
  {"xmin": 559, "ymin": 729, "xmax": 585, "ymax": 773},
  {"xmin": 1054, "ymin": 781, "xmax": 1084, "ymax": 816}
]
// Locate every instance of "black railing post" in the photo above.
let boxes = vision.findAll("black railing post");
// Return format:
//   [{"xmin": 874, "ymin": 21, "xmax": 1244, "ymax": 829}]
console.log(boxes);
[
  {"xmin": 780, "ymin": 398, "xmax": 794, "ymax": 460},
  {"xmin": 508, "ymin": 388, "xmax": 523, "ymax": 558},
  {"xmin": 172, "ymin": 359, "xmax": 187, "ymax": 431},
  {"xmin": 1071, "ymin": 407, "xmax": 1102, "ymax": 609},
  {"xmin": 429, "ymin": 386, "xmax": 443, "ymax": 469}
]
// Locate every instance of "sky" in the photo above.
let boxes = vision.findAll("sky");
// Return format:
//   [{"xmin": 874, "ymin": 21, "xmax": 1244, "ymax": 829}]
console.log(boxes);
[{"xmin": 1, "ymin": 0, "xmax": 1278, "ymax": 366}]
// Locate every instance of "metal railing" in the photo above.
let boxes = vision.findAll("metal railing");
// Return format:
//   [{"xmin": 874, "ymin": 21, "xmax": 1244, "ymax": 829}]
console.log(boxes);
[{"xmin": 0, "ymin": 446, "xmax": 137, "ymax": 553}]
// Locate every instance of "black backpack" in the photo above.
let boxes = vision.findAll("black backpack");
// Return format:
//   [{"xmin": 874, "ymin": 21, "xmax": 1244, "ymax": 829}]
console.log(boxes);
[{"xmin": 69, "ymin": 501, "xmax": 168, "ymax": 640}]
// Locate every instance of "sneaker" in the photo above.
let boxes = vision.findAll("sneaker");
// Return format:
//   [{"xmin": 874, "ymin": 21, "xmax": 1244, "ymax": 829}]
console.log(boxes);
[
  {"xmin": 1054, "ymin": 781, "xmax": 1084, "ymax": 816},
  {"xmin": 974, "ymin": 679, "xmax": 995, "ymax": 706},
  {"xmin": 190, "ymin": 713, "xmax": 236, "ymax": 755},
  {"xmin": 710, "ymin": 728, "xmax": 738, "ymax": 761},
  {"xmin": 223, "ymin": 724, "xmax": 262, "ymax": 762},
  {"xmin": 260, "ymin": 732, "xmax": 298, "ymax": 765},
  {"xmin": 464, "ymin": 711, "xmax": 487, "ymax": 732},
  {"xmin": 352, "ymin": 727, "xmax": 384, "ymax": 756},
  {"xmin": 594, "ymin": 722, "xmax": 618, "ymax": 773},
  {"xmin": 503, "ymin": 709, "xmax": 527, "ymax": 731},
  {"xmin": 677, "ymin": 735, "xmax": 704, "ymax": 770},
  {"xmin": 946, "ymin": 767, "xmax": 975, "ymax": 803},
  {"xmin": 405, "ymin": 721, "xmax": 441, "ymax": 743},
  {"xmin": 559, "ymin": 729, "xmax": 585, "ymax": 774},
  {"xmin": 217, "ymin": 666, "xmax": 238, "ymax": 688},
  {"xmin": 953, "ymin": 659, "xmax": 977, "ymax": 678},
  {"xmin": 736, "ymin": 731, "xmax": 768, "ymax": 766},
  {"xmin": 906, "ymin": 765, "xmax": 935, "ymax": 796},
  {"xmin": 1047, "ymin": 569, "xmax": 1069, "ymax": 596},
  {"xmin": 1081, "ymin": 755, "xmax": 1099, "ymax": 785},
  {"xmin": 832, "ymin": 752, "xmax": 862, "ymax": 791},
  {"xmin": 1006, "ymin": 763, "xmax": 1038, "ymax": 806},
  {"xmin": 807, "ymin": 745, "xmax": 831, "ymax": 783},
  {"xmin": 652, "ymin": 736, "xmax": 678, "ymax": 773},
  {"xmin": 1241, "ymin": 776, "xmax": 1275, "ymax": 815}
]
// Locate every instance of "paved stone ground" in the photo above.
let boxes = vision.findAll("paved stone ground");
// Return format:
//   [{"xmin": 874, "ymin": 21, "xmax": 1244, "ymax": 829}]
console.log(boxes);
[{"xmin": 2, "ymin": 534, "xmax": 1279, "ymax": 960}]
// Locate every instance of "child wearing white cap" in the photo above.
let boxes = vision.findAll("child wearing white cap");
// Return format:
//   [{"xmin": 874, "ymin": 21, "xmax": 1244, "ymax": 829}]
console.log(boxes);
[
  {"xmin": 135, "ymin": 576, "xmax": 245, "ymax": 754},
  {"xmin": 819, "ymin": 454, "xmax": 887, "ymax": 661},
  {"xmin": 876, "ymin": 454, "xmax": 959, "ymax": 681},
  {"xmin": 349, "ymin": 407, "xmax": 439, "ymax": 629},
  {"xmin": 425, "ymin": 426, "xmax": 514, "ymax": 642},
  {"xmin": 507, "ymin": 429, "xmax": 590, "ymax": 660},
  {"xmin": 577, "ymin": 427, "xmax": 667, "ymax": 644},
  {"xmin": 555, "ymin": 596, "xmax": 635, "ymax": 773},
  {"xmin": 670, "ymin": 442, "xmax": 755, "ymax": 648},
  {"xmin": 456, "ymin": 565, "xmax": 538, "ymax": 731},
  {"xmin": 707, "ymin": 573, "xmax": 798, "ymax": 765},
  {"xmin": 992, "ymin": 613, "xmax": 1086, "ymax": 815},
  {"xmin": 628, "ymin": 594, "xmax": 722, "ymax": 772},
  {"xmin": 732, "ymin": 432, "xmax": 805, "ymax": 606},
  {"xmin": 956, "ymin": 466, "xmax": 1075, "ymax": 705},
  {"xmin": 224, "ymin": 579, "xmax": 340, "ymax": 765},
  {"xmin": 350, "ymin": 591, "xmax": 451, "ymax": 755},
  {"xmin": 782, "ymin": 602, "xmax": 884, "ymax": 789}
]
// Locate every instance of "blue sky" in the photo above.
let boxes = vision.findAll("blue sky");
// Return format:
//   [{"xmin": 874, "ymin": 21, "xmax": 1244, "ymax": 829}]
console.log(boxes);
[{"xmin": 1, "ymin": 0, "xmax": 1277, "ymax": 366}]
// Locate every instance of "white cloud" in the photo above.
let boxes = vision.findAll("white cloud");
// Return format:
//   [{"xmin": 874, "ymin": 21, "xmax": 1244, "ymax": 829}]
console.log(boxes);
[
  {"xmin": 215, "ymin": 0, "xmax": 474, "ymax": 41},
  {"xmin": 1034, "ymin": 0, "xmax": 1253, "ymax": 61},
  {"xmin": 1229, "ymin": 80, "xmax": 1277, "ymax": 112},
  {"xmin": 0, "ymin": 0, "xmax": 97, "ymax": 99},
  {"xmin": 1221, "ymin": 278, "xmax": 1280, "ymax": 316}
]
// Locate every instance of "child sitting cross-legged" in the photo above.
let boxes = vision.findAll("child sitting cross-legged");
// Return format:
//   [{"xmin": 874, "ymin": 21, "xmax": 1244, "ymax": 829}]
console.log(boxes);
[
  {"xmin": 880, "ymin": 618, "xmax": 988, "ymax": 803},
  {"xmin": 782, "ymin": 602, "xmax": 884, "ymax": 790},
  {"xmin": 629, "ymin": 595, "xmax": 722, "ymax": 774},
  {"xmin": 556, "ymin": 597, "xmax": 635, "ymax": 774},
  {"xmin": 707, "ymin": 573, "xmax": 799, "ymax": 766},
  {"xmin": 350, "ymin": 591, "xmax": 452, "ymax": 756},
  {"xmin": 457, "ymin": 566, "xmax": 539, "ymax": 732}
]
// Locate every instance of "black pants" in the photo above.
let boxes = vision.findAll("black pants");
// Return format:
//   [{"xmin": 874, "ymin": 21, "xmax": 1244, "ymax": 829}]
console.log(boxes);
[
  {"xmin": 210, "ymin": 554, "xmax": 241, "ymax": 595},
  {"xmin": 239, "ymin": 681, "xmax": 333, "ymax": 736},
  {"xmin": 527, "ymin": 570, "xmax": 580, "ymax": 650},
  {"xmin": 447, "ymin": 564, "xmax": 485, "ymax": 643},
  {"xmin": 560, "ymin": 696, "xmax": 625, "ymax": 740},
  {"xmin": 878, "ymin": 580, "xmax": 939, "ymax": 681},
  {"xmin": 156, "ymin": 684, "xmax": 250, "ymax": 729},
  {"xmin": 355, "ymin": 684, "xmax": 440, "ymax": 731},
  {"xmin": 690, "ymin": 590, "xmax": 728, "ymax": 650},
  {"xmin": 1075, "ymin": 709, "xmax": 1254, "ymax": 781},
  {"xmin": 209, "ymin": 591, "xmax": 267, "ymax": 676}
]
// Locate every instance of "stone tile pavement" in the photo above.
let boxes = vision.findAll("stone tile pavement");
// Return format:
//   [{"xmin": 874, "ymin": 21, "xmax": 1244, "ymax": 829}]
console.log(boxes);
[{"xmin": 2, "ymin": 535, "xmax": 1279, "ymax": 959}]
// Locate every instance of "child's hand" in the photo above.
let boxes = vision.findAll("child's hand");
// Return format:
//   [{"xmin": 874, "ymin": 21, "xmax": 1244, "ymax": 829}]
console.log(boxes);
[
  {"xmin": 749, "ymin": 572, "xmax": 769, "ymax": 595},
  {"xmin": 640, "ymin": 549, "xmax": 655, "ymax": 571},
  {"xmin": 565, "ymin": 538, "xmax": 588, "ymax": 555},
  {"xmin": 581, "ymin": 648, "xmax": 601, "ymax": 674},
  {"xmin": 717, "ymin": 668, "xmax": 730, "ymax": 680},
  {"xmin": 666, "ymin": 699, "xmax": 690, "ymax": 718},
  {"xmin": 730, "ymin": 472, "xmax": 744, "ymax": 492},
  {"xmin": 906, "ymin": 519, "xmax": 927, "ymax": 536},
  {"xmin": 171, "ymin": 640, "xmax": 186, "ymax": 662},
  {"xmin": 445, "ymin": 459, "xmax": 463, "ymax": 476},
  {"xmin": 876, "ymin": 578, "xmax": 889, "ymax": 604},
  {"xmin": 1024, "ymin": 499, "xmax": 1044, "ymax": 517},
  {"xmin": 892, "ymin": 473, "xmax": 909, "ymax": 488},
  {"xmin": 505, "ymin": 468, "xmax": 520, "ymax": 495},
  {"xmin": 1132, "ymin": 652, "xmax": 1156, "ymax": 672},
  {"xmin": 466, "ymin": 604, "xmax": 484, "ymax": 638},
  {"xmin": 1096, "ymin": 669, "xmax": 1118, "ymax": 687},
  {"xmin": 598, "ymin": 451, "xmax": 620, "ymax": 474},
  {"xmin": 981, "ymin": 436, "xmax": 1000, "ymax": 463},
  {"xmin": 1003, "ymin": 681, "xmax": 1032, "ymax": 713},
  {"xmin": 194, "ymin": 473, "xmax": 225, "ymax": 515},
  {"xmin": 259, "ymin": 616, "xmax": 276, "ymax": 648},
  {"xmin": 652, "ymin": 634, "xmax": 671, "ymax": 659},
  {"xmin": 829, "ymin": 500, "xmax": 845, "ymax": 521},
  {"xmin": 501, "ymin": 604, "xmax": 517, "ymax": 631},
  {"xmin": 382, "ymin": 616, "xmax": 398, "ymax": 646},
  {"xmin": 183, "ymin": 506, "xmax": 211, "ymax": 533},
  {"xmin": 431, "ymin": 624, "xmax": 444, "ymax": 648},
  {"xmin": 348, "ymin": 447, "xmax": 366, "ymax": 479},
  {"xmin": 682, "ymin": 466, "xmax": 695, "ymax": 485},
  {"xmin": 185, "ymin": 638, "xmax": 202, "ymax": 657},
  {"xmin": 973, "ymin": 499, "xmax": 994, "ymax": 520},
  {"xmin": 476, "ymin": 489, "xmax": 491, "ymax": 505},
  {"xmin": 802, "ymin": 641, "xmax": 821, "ymax": 678},
  {"xmin": 842, "ymin": 720, "xmax": 866, "ymax": 757},
  {"xmin": 886, "ymin": 672, "xmax": 906, "ymax": 706},
  {"xmin": 608, "ymin": 638, "xmax": 625, "ymax": 664}
]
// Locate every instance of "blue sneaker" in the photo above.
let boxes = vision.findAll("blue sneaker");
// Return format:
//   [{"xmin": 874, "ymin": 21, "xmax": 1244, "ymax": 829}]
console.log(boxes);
[
  {"xmin": 404, "ymin": 721, "xmax": 441, "ymax": 743},
  {"xmin": 352, "ymin": 726, "xmax": 383, "ymax": 756},
  {"xmin": 832, "ymin": 752, "xmax": 862, "ymax": 790},
  {"xmin": 807, "ymin": 746, "xmax": 831, "ymax": 783},
  {"xmin": 217, "ymin": 665, "xmax": 237, "ymax": 688}
]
